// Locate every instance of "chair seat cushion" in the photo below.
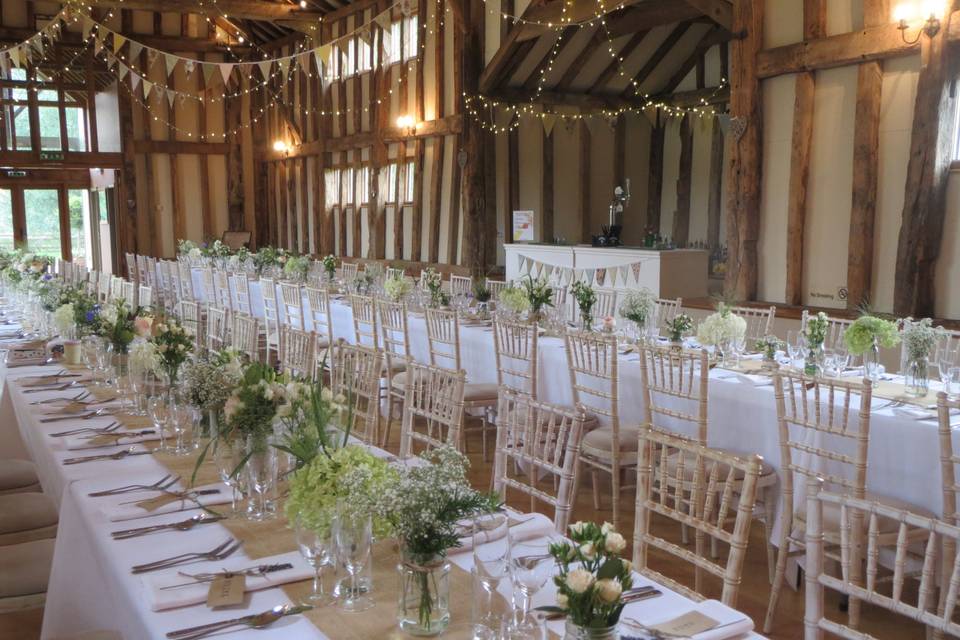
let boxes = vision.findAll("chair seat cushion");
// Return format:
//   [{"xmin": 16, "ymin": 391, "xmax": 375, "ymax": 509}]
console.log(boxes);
[
  {"xmin": 0, "ymin": 538, "xmax": 54, "ymax": 599},
  {"xmin": 793, "ymin": 492, "xmax": 936, "ymax": 537},
  {"xmin": 0, "ymin": 460, "xmax": 39, "ymax": 494},
  {"xmin": 0, "ymin": 493, "xmax": 58, "ymax": 545},
  {"xmin": 464, "ymin": 383, "xmax": 498, "ymax": 402},
  {"xmin": 581, "ymin": 425, "xmax": 640, "ymax": 463}
]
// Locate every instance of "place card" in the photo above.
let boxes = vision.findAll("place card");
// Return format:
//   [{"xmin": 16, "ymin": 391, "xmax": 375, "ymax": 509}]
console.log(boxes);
[
  {"xmin": 650, "ymin": 610, "xmax": 719, "ymax": 637},
  {"xmin": 207, "ymin": 574, "xmax": 246, "ymax": 608},
  {"xmin": 49, "ymin": 401, "xmax": 89, "ymax": 415},
  {"xmin": 134, "ymin": 492, "xmax": 186, "ymax": 512},
  {"xmin": 21, "ymin": 376, "xmax": 64, "ymax": 387}
]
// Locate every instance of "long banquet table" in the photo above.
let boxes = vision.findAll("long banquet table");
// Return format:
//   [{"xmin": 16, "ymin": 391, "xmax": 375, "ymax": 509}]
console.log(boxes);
[
  {"xmin": 1, "ymin": 349, "xmax": 763, "ymax": 639},
  {"xmin": 190, "ymin": 274, "xmax": 954, "ymax": 522}
]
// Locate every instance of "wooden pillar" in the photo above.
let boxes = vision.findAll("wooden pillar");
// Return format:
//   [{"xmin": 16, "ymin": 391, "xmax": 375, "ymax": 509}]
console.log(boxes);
[
  {"xmin": 459, "ymin": 0, "xmax": 487, "ymax": 275},
  {"xmin": 541, "ymin": 128, "xmax": 554, "ymax": 242},
  {"xmin": 579, "ymin": 121, "xmax": 591, "ymax": 242},
  {"xmin": 724, "ymin": 0, "xmax": 764, "ymax": 300},
  {"xmin": 706, "ymin": 115, "xmax": 724, "ymax": 250},
  {"xmin": 893, "ymin": 6, "xmax": 959, "ymax": 316},
  {"xmin": 646, "ymin": 116, "xmax": 665, "ymax": 235},
  {"xmin": 507, "ymin": 126, "xmax": 519, "ymax": 244},
  {"xmin": 673, "ymin": 115, "xmax": 693, "ymax": 247},
  {"xmin": 225, "ymin": 75, "xmax": 245, "ymax": 233},
  {"xmin": 116, "ymin": 61, "xmax": 139, "ymax": 259},
  {"xmin": 846, "ymin": 0, "xmax": 885, "ymax": 309}
]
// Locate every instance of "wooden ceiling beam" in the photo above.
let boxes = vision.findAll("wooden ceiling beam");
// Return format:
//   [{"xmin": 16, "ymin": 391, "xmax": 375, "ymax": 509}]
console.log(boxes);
[
  {"xmin": 587, "ymin": 29, "xmax": 649, "ymax": 94},
  {"xmin": 0, "ymin": 25, "xmax": 249, "ymax": 54},
  {"xmin": 554, "ymin": 29, "xmax": 603, "ymax": 92},
  {"xmin": 85, "ymin": 0, "xmax": 324, "ymax": 25},
  {"xmin": 479, "ymin": 0, "xmax": 548, "ymax": 93},
  {"xmin": 521, "ymin": 26, "xmax": 578, "ymax": 92},
  {"xmin": 605, "ymin": 1, "xmax": 702, "ymax": 38},
  {"xmin": 660, "ymin": 24, "xmax": 729, "ymax": 94},
  {"xmin": 489, "ymin": 85, "xmax": 728, "ymax": 112},
  {"xmin": 758, "ymin": 11, "xmax": 960, "ymax": 78},
  {"xmin": 622, "ymin": 20, "xmax": 692, "ymax": 96},
  {"xmin": 681, "ymin": 0, "xmax": 733, "ymax": 31},
  {"xmin": 515, "ymin": 0, "xmax": 643, "ymax": 42}
]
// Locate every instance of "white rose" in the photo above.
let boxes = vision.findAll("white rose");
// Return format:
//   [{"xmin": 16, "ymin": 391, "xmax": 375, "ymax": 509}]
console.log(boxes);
[
  {"xmin": 556, "ymin": 593, "xmax": 569, "ymax": 608},
  {"xmin": 565, "ymin": 569, "xmax": 595, "ymax": 594},
  {"xmin": 601, "ymin": 522, "xmax": 615, "ymax": 535},
  {"xmin": 604, "ymin": 532, "xmax": 626, "ymax": 554},
  {"xmin": 622, "ymin": 559, "xmax": 633, "ymax": 574},
  {"xmin": 579, "ymin": 542, "xmax": 596, "ymax": 560},
  {"xmin": 595, "ymin": 578, "xmax": 622, "ymax": 604},
  {"xmin": 321, "ymin": 387, "xmax": 334, "ymax": 402},
  {"xmin": 569, "ymin": 521, "xmax": 586, "ymax": 535}
]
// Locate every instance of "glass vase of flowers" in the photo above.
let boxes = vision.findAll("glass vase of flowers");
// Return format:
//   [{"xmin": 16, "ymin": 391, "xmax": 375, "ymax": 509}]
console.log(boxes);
[
  {"xmin": 617, "ymin": 288, "xmax": 655, "ymax": 344},
  {"xmin": 755, "ymin": 335, "xmax": 784, "ymax": 371},
  {"xmin": 521, "ymin": 276, "xmax": 553, "ymax": 324},
  {"xmin": 696, "ymin": 303, "xmax": 746, "ymax": 367},
  {"xmin": 422, "ymin": 268, "xmax": 448, "ymax": 309},
  {"xmin": 497, "ymin": 286, "xmax": 530, "ymax": 320},
  {"xmin": 538, "ymin": 521, "xmax": 633, "ymax": 640},
  {"xmin": 665, "ymin": 314, "xmax": 693, "ymax": 347},
  {"xmin": 843, "ymin": 315, "xmax": 900, "ymax": 385},
  {"xmin": 384, "ymin": 274, "xmax": 413, "ymax": 302},
  {"xmin": 571, "ymin": 281, "xmax": 597, "ymax": 331},
  {"xmin": 321, "ymin": 254, "xmax": 338, "ymax": 284},
  {"xmin": 376, "ymin": 446, "xmax": 498, "ymax": 636},
  {"xmin": 472, "ymin": 282, "xmax": 492, "ymax": 319},
  {"xmin": 283, "ymin": 254, "xmax": 310, "ymax": 282},
  {"xmin": 803, "ymin": 312, "xmax": 829, "ymax": 377},
  {"xmin": 900, "ymin": 318, "xmax": 942, "ymax": 397},
  {"xmin": 151, "ymin": 318, "xmax": 194, "ymax": 390}
]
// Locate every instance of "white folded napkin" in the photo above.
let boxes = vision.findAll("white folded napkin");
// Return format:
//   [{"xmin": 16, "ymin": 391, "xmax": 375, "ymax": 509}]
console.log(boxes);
[
  {"xmin": 99, "ymin": 482, "xmax": 232, "ymax": 522},
  {"xmin": 740, "ymin": 352, "xmax": 764, "ymax": 361},
  {"xmin": 142, "ymin": 550, "xmax": 314, "ymax": 611},
  {"xmin": 628, "ymin": 599, "xmax": 754, "ymax": 640},
  {"xmin": 454, "ymin": 512, "xmax": 554, "ymax": 553},
  {"xmin": 731, "ymin": 372, "xmax": 772, "ymax": 387},
  {"xmin": 892, "ymin": 405, "xmax": 944, "ymax": 421},
  {"xmin": 63, "ymin": 430, "xmax": 165, "ymax": 451}
]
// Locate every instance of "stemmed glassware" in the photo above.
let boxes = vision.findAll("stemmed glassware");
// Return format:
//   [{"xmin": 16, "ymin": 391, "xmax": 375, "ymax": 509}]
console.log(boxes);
[
  {"xmin": 334, "ymin": 510, "xmax": 374, "ymax": 612},
  {"xmin": 472, "ymin": 514, "xmax": 511, "ymax": 637},
  {"xmin": 509, "ymin": 540, "xmax": 552, "ymax": 634},
  {"xmin": 168, "ymin": 399, "xmax": 193, "ymax": 455},
  {"xmin": 81, "ymin": 336, "xmax": 100, "ymax": 376},
  {"xmin": 787, "ymin": 330, "xmax": 805, "ymax": 369},
  {"xmin": 938, "ymin": 345, "xmax": 960, "ymax": 400},
  {"xmin": 244, "ymin": 438, "xmax": 277, "ymax": 521},
  {"xmin": 213, "ymin": 439, "xmax": 243, "ymax": 515},
  {"xmin": 295, "ymin": 519, "xmax": 335, "ymax": 606},
  {"xmin": 147, "ymin": 395, "xmax": 170, "ymax": 453},
  {"xmin": 127, "ymin": 369, "xmax": 147, "ymax": 417}
]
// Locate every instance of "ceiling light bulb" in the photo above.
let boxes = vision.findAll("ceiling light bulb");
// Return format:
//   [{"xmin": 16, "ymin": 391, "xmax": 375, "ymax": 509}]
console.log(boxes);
[
  {"xmin": 892, "ymin": 3, "xmax": 915, "ymax": 22},
  {"xmin": 273, "ymin": 140, "xmax": 288, "ymax": 152},
  {"xmin": 300, "ymin": 0, "xmax": 308, "ymax": 7}
]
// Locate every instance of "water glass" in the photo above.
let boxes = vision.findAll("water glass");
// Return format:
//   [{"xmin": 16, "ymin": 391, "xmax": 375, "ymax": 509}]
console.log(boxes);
[
  {"xmin": 509, "ymin": 540, "xmax": 552, "ymax": 633},
  {"xmin": 787, "ymin": 330, "xmax": 805, "ymax": 368},
  {"xmin": 213, "ymin": 439, "xmax": 242, "ymax": 515},
  {"xmin": 244, "ymin": 441, "xmax": 277, "ymax": 521},
  {"xmin": 147, "ymin": 395, "xmax": 170, "ymax": 452},
  {"xmin": 939, "ymin": 347, "xmax": 960, "ymax": 390},
  {"xmin": 334, "ymin": 511, "xmax": 374, "ymax": 612},
  {"xmin": 472, "ymin": 514, "xmax": 512, "ymax": 636},
  {"xmin": 81, "ymin": 336, "xmax": 99, "ymax": 372},
  {"xmin": 295, "ymin": 519, "xmax": 335, "ymax": 606},
  {"xmin": 169, "ymin": 400, "xmax": 194, "ymax": 455},
  {"xmin": 946, "ymin": 367, "xmax": 960, "ymax": 400}
]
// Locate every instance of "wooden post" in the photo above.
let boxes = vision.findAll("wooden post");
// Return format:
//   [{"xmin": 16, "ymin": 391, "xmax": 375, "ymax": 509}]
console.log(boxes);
[
  {"xmin": 647, "ymin": 115, "xmax": 665, "ymax": 235},
  {"xmin": 116, "ymin": 55, "xmax": 139, "ymax": 259},
  {"xmin": 673, "ymin": 114, "xmax": 693, "ymax": 247},
  {"xmin": 579, "ymin": 121, "xmax": 591, "ymax": 242},
  {"xmin": 724, "ymin": 0, "xmax": 764, "ymax": 300},
  {"xmin": 507, "ymin": 126, "xmax": 519, "ymax": 245},
  {"xmin": 846, "ymin": 0, "xmax": 885, "ymax": 309},
  {"xmin": 459, "ymin": 0, "xmax": 487, "ymax": 275},
  {"xmin": 541, "ymin": 128, "xmax": 554, "ymax": 242},
  {"xmin": 893, "ymin": 7, "xmax": 959, "ymax": 316},
  {"xmin": 706, "ymin": 115, "xmax": 724, "ymax": 250}
]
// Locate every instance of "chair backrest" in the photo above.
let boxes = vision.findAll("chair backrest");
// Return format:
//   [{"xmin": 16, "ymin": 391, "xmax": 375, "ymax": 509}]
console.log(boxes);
[
  {"xmin": 144, "ymin": 256, "xmax": 158, "ymax": 288},
  {"xmin": 399, "ymin": 362, "xmax": 466, "ymax": 458},
  {"xmin": 198, "ymin": 267, "xmax": 215, "ymax": 305},
  {"xmin": 138, "ymin": 285, "xmax": 153, "ymax": 310},
  {"xmin": 110, "ymin": 275, "xmax": 124, "ymax": 302},
  {"xmin": 230, "ymin": 273, "xmax": 252, "ymax": 316},
  {"xmin": 260, "ymin": 277, "xmax": 282, "ymax": 350},
  {"xmin": 494, "ymin": 390, "xmax": 587, "ymax": 533},
  {"xmin": 425, "ymin": 307, "xmax": 461, "ymax": 371},
  {"xmin": 230, "ymin": 313, "xmax": 260, "ymax": 363},
  {"xmin": 205, "ymin": 307, "xmax": 229, "ymax": 352},
  {"xmin": 279, "ymin": 326, "xmax": 316, "ymax": 379},
  {"xmin": 639, "ymin": 345, "xmax": 709, "ymax": 444},
  {"xmin": 378, "ymin": 299, "xmax": 411, "ymax": 372},
  {"xmin": 385, "ymin": 266, "xmax": 405, "ymax": 281},
  {"xmin": 938, "ymin": 392, "xmax": 960, "ymax": 529},
  {"xmin": 212, "ymin": 270, "xmax": 233, "ymax": 312},
  {"xmin": 85, "ymin": 270, "xmax": 99, "ymax": 296},
  {"xmin": 800, "ymin": 310, "xmax": 854, "ymax": 349},
  {"xmin": 655, "ymin": 297, "xmax": 683, "ymax": 333},
  {"xmin": 121, "ymin": 280, "xmax": 136, "ymax": 308},
  {"xmin": 177, "ymin": 260, "xmax": 195, "ymax": 302},
  {"xmin": 634, "ymin": 426, "xmax": 761, "ymax": 607},
  {"xmin": 571, "ymin": 288, "xmax": 618, "ymax": 324},
  {"xmin": 449, "ymin": 274, "xmax": 473, "ymax": 298},
  {"xmin": 304, "ymin": 286, "xmax": 333, "ymax": 345},
  {"xmin": 728, "ymin": 305, "xmax": 776, "ymax": 342},
  {"xmin": 349, "ymin": 294, "xmax": 379, "ymax": 349},
  {"xmin": 486, "ymin": 279, "xmax": 508, "ymax": 300},
  {"xmin": 564, "ymin": 330, "xmax": 618, "ymax": 425},
  {"xmin": 773, "ymin": 371, "xmax": 871, "ymax": 510},
  {"xmin": 135, "ymin": 254, "xmax": 149, "ymax": 284},
  {"xmin": 340, "ymin": 262, "xmax": 359, "ymax": 284},
  {"xmin": 97, "ymin": 272, "xmax": 111, "ymax": 302},
  {"xmin": 330, "ymin": 339, "xmax": 383, "ymax": 445},
  {"xmin": 176, "ymin": 300, "xmax": 203, "ymax": 349},
  {"xmin": 125, "ymin": 253, "xmax": 137, "ymax": 280},
  {"xmin": 803, "ymin": 479, "xmax": 960, "ymax": 640},
  {"xmin": 278, "ymin": 282, "xmax": 305, "ymax": 331},
  {"xmin": 492, "ymin": 317, "xmax": 539, "ymax": 397}
]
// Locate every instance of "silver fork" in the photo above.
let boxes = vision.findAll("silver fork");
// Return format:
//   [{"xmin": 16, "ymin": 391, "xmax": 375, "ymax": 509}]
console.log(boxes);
[
  {"xmin": 50, "ymin": 421, "xmax": 121, "ymax": 438},
  {"xmin": 131, "ymin": 539, "xmax": 240, "ymax": 574},
  {"xmin": 41, "ymin": 408, "xmax": 113, "ymax": 424},
  {"xmin": 23, "ymin": 381, "xmax": 79, "ymax": 394},
  {"xmin": 62, "ymin": 447, "xmax": 152, "ymax": 465},
  {"xmin": 88, "ymin": 474, "xmax": 178, "ymax": 497},
  {"xmin": 31, "ymin": 391, "xmax": 89, "ymax": 405},
  {"xmin": 111, "ymin": 513, "xmax": 226, "ymax": 540}
]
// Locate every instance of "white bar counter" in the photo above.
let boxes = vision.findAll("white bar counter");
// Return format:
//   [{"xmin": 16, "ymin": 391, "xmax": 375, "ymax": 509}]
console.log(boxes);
[{"xmin": 503, "ymin": 243, "xmax": 708, "ymax": 298}]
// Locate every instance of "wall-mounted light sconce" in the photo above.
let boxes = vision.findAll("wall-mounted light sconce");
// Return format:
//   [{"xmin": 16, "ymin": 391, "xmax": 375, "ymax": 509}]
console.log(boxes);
[
  {"xmin": 396, "ymin": 115, "xmax": 417, "ymax": 137},
  {"xmin": 893, "ymin": 1, "xmax": 942, "ymax": 44},
  {"xmin": 273, "ymin": 140, "xmax": 292, "ymax": 157}
]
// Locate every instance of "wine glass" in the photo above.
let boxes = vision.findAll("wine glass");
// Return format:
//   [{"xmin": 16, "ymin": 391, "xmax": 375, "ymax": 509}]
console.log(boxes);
[
  {"xmin": 81, "ymin": 336, "xmax": 99, "ymax": 374},
  {"xmin": 787, "ymin": 330, "xmax": 805, "ymax": 368},
  {"xmin": 938, "ymin": 346, "xmax": 960, "ymax": 393},
  {"xmin": 147, "ymin": 395, "xmax": 170, "ymax": 452},
  {"xmin": 946, "ymin": 367, "xmax": 960, "ymax": 400},
  {"xmin": 472, "ymin": 514, "xmax": 511, "ymax": 636},
  {"xmin": 509, "ymin": 540, "xmax": 553, "ymax": 633},
  {"xmin": 334, "ymin": 510, "xmax": 374, "ymax": 612},
  {"xmin": 245, "ymin": 441, "xmax": 277, "ymax": 521},
  {"xmin": 213, "ymin": 439, "xmax": 242, "ymax": 515},
  {"xmin": 168, "ymin": 400, "xmax": 193, "ymax": 455},
  {"xmin": 295, "ymin": 518, "xmax": 335, "ymax": 606}
]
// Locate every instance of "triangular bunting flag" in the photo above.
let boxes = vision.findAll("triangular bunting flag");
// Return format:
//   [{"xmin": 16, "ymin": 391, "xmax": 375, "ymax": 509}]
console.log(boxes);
[
  {"xmin": 375, "ymin": 12, "xmax": 391, "ymax": 30},
  {"xmin": 358, "ymin": 26, "xmax": 372, "ymax": 46},
  {"xmin": 164, "ymin": 53, "xmax": 178, "ymax": 78},
  {"xmin": 117, "ymin": 62, "xmax": 129, "ymax": 80},
  {"xmin": 93, "ymin": 35, "xmax": 103, "ymax": 55},
  {"xmin": 543, "ymin": 265, "xmax": 554, "ymax": 279},
  {"xmin": 184, "ymin": 60, "xmax": 195, "ymax": 76},
  {"xmin": 573, "ymin": 269, "xmax": 582, "ymax": 282},
  {"xmin": 30, "ymin": 35, "xmax": 44, "ymax": 57},
  {"xmin": 618, "ymin": 265, "xmax": 628, "ymax": 286},
  {"xmin": 0, "ymin": 54, "xmax": 9, "ymax": 76},
  {"xmin": 586, "ymin": 269, "xmax": 596, "ymax": 284},
  {"xmin": 533, "ymin": 262, "xmax": 543, "ymax": 278},
  {"xmin": 128, "ymin": 42, "xmax": 143, "ymax": 62},
  {"xmin": 219, "ymin": 63, "xmax": 234, "ymax": 86},
  {"xmin": 299, "ymin": 52, "xmax": 312, "ymax": 72},
  {"xmin": 542, "ymin": 113, "xmax": 557, "ymax": 137},
  {"xmin": 142, "ymin": 79, "xmax": 153, "ymax": 99},
  {"xmin": 130, "ymin": 72, "xmax": 141, "ymax": 90},
  {"xmin": 608, "ymin": 268, "xmax": 617, "ymax": 287},
  {"xmin": 312, "ymin": 48, "xmax": 324, "ymax": 75},
  {"xmin": 166, "ymin": 89, "xmax": 176, "ymax": 107},
  {"xmin": 277, "ymin": 57, "xmax": 290, "ymax": 77},
  {"xmin": 113, "ymin": 33, "xmax": 125, "ymax": 53},
  {"xmin": 517, "ymin": 254, "xmax": 526, "ymax": 271},
  {"xmin": 203, "ymin": 63, "xmax": 216, "ymax": 83},
  {"xmin": 257, "ymin": 60, "xmax": 272, "ymax": 79},
  {"xmin": 8, "ymin": 47, "xmax": 20, "ymax": 69},
  {"xmin": 82, "ymin": 17, "xmax": 93, "ymax": 42},
  {"xmin": 631, "ymin": 262, "xmax": 641, "ymax": 283}
]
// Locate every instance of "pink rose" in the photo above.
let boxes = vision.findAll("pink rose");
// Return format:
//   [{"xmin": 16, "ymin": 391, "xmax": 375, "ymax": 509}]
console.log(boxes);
[{"xmin": 134, "ymin": 316, "xmax": 154, "ymax": 338}]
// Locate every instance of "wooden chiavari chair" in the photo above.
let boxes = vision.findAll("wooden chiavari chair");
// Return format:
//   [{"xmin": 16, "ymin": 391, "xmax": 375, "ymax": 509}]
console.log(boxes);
[
  {"xmin": 158, "ymin": 261, "xmax": 179, "ymax": 313},
  {"xmin": 230, "ymin": 313, "xmax": 260, "ymax": 363},
  {"xmin": 492, "ymin": 317, "xmax": 539, "ymax": 398},
  {"xmin": 340, "ymin": 262, "xmax": 359, "ymax": 285},
  {"xmin": 138, "ymin": 285, "xmax": 153, "ymax": 310},
  {"xmin": 305, "ymin": 286, "xmax": 333, "ymax": 348},
  {"xmin": 144, "ymin": 256, "xmax": 158, "ymax": 289},
  {"xmin": 349, "ymin": 294, "xmax": 379, "ymax": 349},
  {"xmin": 379, "ymin": 299, "xmax": 412, "ymax": 445},
  {"xmin": 260, "ymin": 277, "xmax": 282, "ymax": 365},
  {"xmin": 494, "ymin": 390, "xmax": 588, "ymax": 533},
  {"xmin": 279, "ymin": 326, "xmax": 316, "ymax": 380},
  {"xmin": 937, "ymin": 391, "xmax": 960, "ymax": 627},
  {"xmin": 449, "ymin": 274, "xmax": 473, "ymax": 299},
  {"xmin": 84, "ymin": 270, "xmax": 98, "ymax": 296},
  {"xmin": 135, "ymin": 255, "xmax": 149, "ymax": 285},
  {"xmin": 385, "ymin": 267, "xmax": 405, "ymax": 281},
  {"xmin": 764, "ymin": 371, "xmax": 933, "ymax": 633},
  {"xmin": 97, "ymin": 272, "xmax": 111, "ymax": 303},
  {"xmin": 728, "ymin": 305, "xmax": 776, "ymax": 343},
  {"xmin": 803, "ymin": 479, "xmax": 960, "ymax": 639},
  {"xmin": 212, "ymin": 270, "xmax": 233, "ymax": 312},
  {"xmin": 425, "ymin": 308, "xmax": 498, "ymax": 459},
  {"xmin": 330, "ymin": 340, "xmax": 383, "ymax": 445},
  {"xmin": 176, "ymin": 301, "xmax": 204, "ymax": 351},
  {"xmin": 110, "ymin": 276, "xmax": 124, "ymax": 302},
  {"xmin": 801, "ymin": 310, "xmax": 854, "ymax": 348},
  {"xmin": 230, "ymin": 273, "xmax": 252, "ymax": 316},
  {"xmin": 278, "ymin": 281, "xmax": 306, "ymax": 331},
  {"xmin": 571, "ymin": 288, "xmax": 618, "ymax": 326},
  {"xmin": 121, "ymin": 281, "xmax": 136, "ymax": 308},
  {"xmin": 124, "ymin": 253, "xmax": 137, "ymax": 281},
  {"xmin": 176, "ymin": 260, "xmax": 196, "ymax": 303},
  {"xmin": 197, "ymin": 267, "xmax": 215, "ymax": 307},
  {"xmin": 655, "ymin": 297, "xmax": 683, "ymax": 334},
  {"xmin": 205, "ymin": 307, "xmax": 229, "ymax": 352},
  {"xmin": 399, "ymin": 362, "xmax": 466, "ymax": 459},
  {"xmin": 633, "ymin": 426, "xmax": 761, "ymax": 608},
  {"xmin": 564, "ymin": 330, "xmax": 631, "ymax": 528},
  {"xmin": 485, "ymin": 279, "xmax": 508, "ymax": 300}
]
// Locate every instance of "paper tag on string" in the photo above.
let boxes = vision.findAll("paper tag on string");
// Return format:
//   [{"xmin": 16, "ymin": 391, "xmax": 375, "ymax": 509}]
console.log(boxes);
[
  {"xmin": 650, "ymin": 611, "xmax": 719, "ymax": 637},
  {"xmin": 50, "ymin": 401, "xmax": 88, "ymax": 414},
  {"xmin": 207, "ymin": 574, "xmax": 245, "ymax": 608},
  {"xmin": 134, "ymin": 493, "xmax": 183, "ymax": 512},
  {"xmin": 86, "ymin": 434, "xmax": 127, "ymax": 447}
]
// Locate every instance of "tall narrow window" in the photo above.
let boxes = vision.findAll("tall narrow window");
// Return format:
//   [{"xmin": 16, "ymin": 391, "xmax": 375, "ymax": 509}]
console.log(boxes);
[
  {"xmin": 325, "ymin": 169, "xmax": 341, "ymax": 208},
  {"xmin": 402, "ymin": 160, "xmax": 415, "ymax": 203},
  {"xmin": 0, "ymin": 189, "xmax": 13, "ymax": 252},
  {"xmin": 385, "ymin": 163, "xmax": 398, "ymax": 203},
  {"xmin": 342, "ymin": 167, "xmax": 355, "ymax": 206},
  {"xmin": 356, "ymin": 166, "xmax": 370, "ymax": 204},
  {"xmin": 405, "ymin": 15, "xmax": 419, "ymax": 60}
]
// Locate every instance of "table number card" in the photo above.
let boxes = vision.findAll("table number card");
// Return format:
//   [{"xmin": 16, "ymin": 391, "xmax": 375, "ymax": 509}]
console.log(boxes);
[
  {"xmin": 207, "ymin": 574, "xmax": 246, "ymax": 608},
  {"xmin": 650, "ymin": 610, "xmax": 719, "ymax": 637}
]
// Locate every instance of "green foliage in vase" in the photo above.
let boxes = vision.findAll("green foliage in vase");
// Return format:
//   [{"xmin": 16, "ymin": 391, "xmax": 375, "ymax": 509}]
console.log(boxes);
[
  {"xmin": 521, "ymin": 276, "xmax": 554, "ymax": 313},
  {"xmin": 843, "ymin": 316, "xmax": 900, "ymax": 355}
]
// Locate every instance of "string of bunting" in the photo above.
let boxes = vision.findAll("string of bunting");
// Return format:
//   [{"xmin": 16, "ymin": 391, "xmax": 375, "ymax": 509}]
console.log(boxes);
[{"xmin": 517, "ymin": 253, "xmax": 651, "ymax": 289}]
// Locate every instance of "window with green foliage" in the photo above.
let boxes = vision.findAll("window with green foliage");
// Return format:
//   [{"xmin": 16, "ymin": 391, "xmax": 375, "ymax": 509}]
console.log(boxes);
[
  {"xmin": 68, "ymin": 189, "xmax": 88, "ymax": 267},
  {"xmin": 0, "ymin": 190, "xmax": 13, "ymax": 253},
  {"xmin": 24, "ymin": 189, "xmax": 62, "ymax": 259},
  {"xmin": 0, "ymin": 66, "xmax": 90, "ymax": 153}
]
